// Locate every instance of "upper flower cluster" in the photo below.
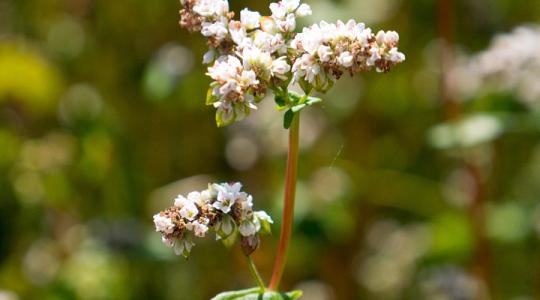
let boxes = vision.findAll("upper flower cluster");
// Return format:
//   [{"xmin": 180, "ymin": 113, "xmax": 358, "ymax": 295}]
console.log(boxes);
[
  {"xmin": 153, "ymin": 182, "xmax": 273, "ymax": 257},
  {"xmin": 179, "ymin": 0, "xmax": 405, "ymax": 126},
  {"xmin": 291, "ymin": 21, "xmax": 405, "ymax": 92}
]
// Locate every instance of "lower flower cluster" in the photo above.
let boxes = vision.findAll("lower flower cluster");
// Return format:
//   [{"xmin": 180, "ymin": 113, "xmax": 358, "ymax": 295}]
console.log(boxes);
[{"xmin": 153, "ymin": 182, "xmax": 273, "ymax": 257}]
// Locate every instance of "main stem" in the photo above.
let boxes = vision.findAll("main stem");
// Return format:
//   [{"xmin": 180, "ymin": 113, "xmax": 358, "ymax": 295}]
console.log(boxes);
[{"xmin": 269, "ymin": 112, "xmax": 300, "ymax": 290}]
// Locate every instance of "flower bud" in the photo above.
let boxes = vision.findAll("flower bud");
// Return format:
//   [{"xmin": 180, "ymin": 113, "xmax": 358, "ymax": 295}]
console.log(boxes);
[{"xmin": 241, "ymin": 235, "xmax": 260, "ymax": 256}]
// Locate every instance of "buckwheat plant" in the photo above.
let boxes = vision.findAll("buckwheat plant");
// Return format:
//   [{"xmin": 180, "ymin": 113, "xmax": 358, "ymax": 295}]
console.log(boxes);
[{"xmin": 154, "ymin": 0, "xmax": 405, "ymax": 298}]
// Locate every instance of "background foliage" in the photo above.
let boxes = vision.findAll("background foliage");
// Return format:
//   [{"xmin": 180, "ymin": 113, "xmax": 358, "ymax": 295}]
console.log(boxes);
[{"xmin": 1, "ymin": 0, "xmax": 540, "ymax": 299}]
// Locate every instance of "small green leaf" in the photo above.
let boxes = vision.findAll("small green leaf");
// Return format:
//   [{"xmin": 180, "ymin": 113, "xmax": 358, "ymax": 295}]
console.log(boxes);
[
  {"xmin": 206, "ymin": 87, "xmax": 217, "ymax": 105},
  {"xmin": 211, "ymin": 288, "xmax": 261, "ymax": 300},
  {"xmin": 291, "ymin": 104, "xmax": 306, "ymax": 113},
  {"xmin": 274, "ymin": 94, "xmax": 288, "ymax": 110},
  {"xmin": 305, "ymin": 96, "xmax": 322, "ymax": 105},
  {"xmin": 287, "ymin": 91, "xmax": 302, "ymax": 104},
  {"xmin": 283, "ymin": 109, "xmax": 295, "ymax": 129},
  {"xmin": 216, "ymin": 109, "xmax": 235, "ymax": 127},
  {"xmin": 220, "ymin": 229, "xmax": 238, "ymax": 248},
  {"xmin": 258, "ymin": 219, "xmax": 272, "ymax": 235},
  {"xmin": 298, "ymin": 78, "xmax": 312, "ymax": 95},
  {"xmin": 212, "ymin": 289, "xmax": 302, "ymax": 300}
]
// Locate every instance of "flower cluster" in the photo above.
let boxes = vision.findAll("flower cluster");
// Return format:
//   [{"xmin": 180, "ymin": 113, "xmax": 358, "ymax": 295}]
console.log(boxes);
[
  {"xmin": 291, "ymin": 20, "xmax": 405, "ymax": 92},
  {"xmin": 153, "ymin": 182, "xmax": 273, "ymax": 257},
  {"xmin": 179, "ymin": 0, "xmax": 405, "ymax": 126},
  {"xmin": 451, "ymin": 25, "xmax": 540, "ymax": 108}
]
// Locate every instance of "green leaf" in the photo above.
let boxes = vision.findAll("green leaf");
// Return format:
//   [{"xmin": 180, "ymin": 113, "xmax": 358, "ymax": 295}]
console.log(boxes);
[
  {"xmin": 212, "ymin": 288, "xmax": 302, "ymax": 300},
  {"xmin": 291, "ymin": 104, "xmax": 306, "ymax": 113},
  {"xmin": 220, "ymin": 229, "xmax": 238, "ymax": 248},
  {"xmin": 287, "ymin": 91, "xmax": 302, "ymax": 104},
  {"xmin": 274, "ymin": 94, "xmax": 288, "ymax": 110},
  {"xmin": 283, "ymin": 109, "xmax": 294, "ymax": 129},
  {"xmin": 216, "ymin": 109, "xmax": 235, "ymax": 127},
  {"xmin": 298, "ymin": 78, "xmax": 312, "ymax": 95},
  {"xmin": 206, "ymin": 86, "xmax": 217, "ymax": 105},
  {"xmin": 211, "ymin": 288, "xmax": 261, "ymax": 300},
  {"xmin": 258, "ymin": 219, "xmax": 272, "ymax": 235},
  {"xmin": 305, "ymin": 96, "xmax": 322, "ymax": 105}
]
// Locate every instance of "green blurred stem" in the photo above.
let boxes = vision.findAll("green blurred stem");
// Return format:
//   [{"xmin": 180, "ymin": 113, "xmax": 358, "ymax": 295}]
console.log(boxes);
[
  {"xmin": 247, "ymin": 256, "xmax": 265, "ymax": 292},
  {"xmin": 269, "ymin": 111, "xmax": 300, "ymax": 290}
]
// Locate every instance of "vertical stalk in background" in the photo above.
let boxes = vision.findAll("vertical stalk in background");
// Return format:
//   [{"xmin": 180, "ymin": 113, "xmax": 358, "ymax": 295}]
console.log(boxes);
[
  {"xmin": 269, "ymin": 113, "xmax": 301, "ymax": 290},
  {"xmin": 436, "ymin": 0, "xmax": 492, "ymax": 297}
]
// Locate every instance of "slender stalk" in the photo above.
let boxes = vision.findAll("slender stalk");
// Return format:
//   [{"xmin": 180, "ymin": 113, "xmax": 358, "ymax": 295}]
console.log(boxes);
[
  {"xmin": 247, "ymin": 256, "xmax": 266, "ymax": 292},
  {"xmin": 269, "ymin": 112, "xmax": 301, "ymax": 290},
  {"xmin": 436, "ymin": 0, "xmax": 491, "ymax": 296}
]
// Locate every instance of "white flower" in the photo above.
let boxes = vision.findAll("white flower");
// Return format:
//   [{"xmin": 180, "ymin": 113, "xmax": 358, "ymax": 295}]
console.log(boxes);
[
  {"xmin": 358, "ymin": 27, "xmax": 372, "ymax": 45},
  {"xmin": 174, "ymin": 194, "xmax": 187, "ymax": 207},
  {"xmin": 240, "ymin": 9, "xmax": 261, "ymax": 30},
  {"xmin": 388, "ymin": 47, "xmax": 405, "ymax": 63},
  {"xmin": 207, "ymin": 55, "xmax": 242, "ymax": 82},
  {"xmin": 235, "ymin": 193, "xmax": 254, "ymax": 220},
  {"xmin": 384, "ymin": 31, "xmax": 399, "ymax": 45},
  {"xmin": 260, "ymin": 16, "xmax": 278, "ymax": 33},
  {"xmin": 317, "ymin": 45, "xmax": 333, "ymax": 62},
  {"xmin": 338, "ymin": 51, "xmax": 354, "ymax": 67},
  {"xmin": 253, "ymin": 211, "xmax": 273, "ymax": 233},
  {"xmin": 292, "ymin": 53, "xmax": 320, "ymax": 83},
  {"xmin": 212, "ymin": 198, "xmax": 233, "ymax": 215},
  {"xmin": 241, "ymin": 47, "xmax": 272, "ymax": 69},
  {"xmin": 212, "ymin": 182, "xmax": 244, "ymax": 213},
  {"xmin": 375, "ymin": 30, "xmax": 386, "ymax": 44},
  {"xmin": 229, "ymin": 21, "xmax": 251, "ymax": 48},
  {"xmin": 240, "ymin": 70, "xmax": 260, "ymax": 87},
  {"xmin": 218, "ymin": 79, "xmax": 239, "ymax": 95},
  {"xmin": 295, "ymin": 3, "xmax": 312, "ymax": 17},
  {"xmin": 271, "ymin": 56, "xmax": 291, "ymax": 80},
  {"xmin": 203, "ymin": 49, "xmax": 216, "ymax": 64},
  {"xmin": 193, "ymin": 0, "xmax": 229, "ymax": 17},
  {"xmin": 188, "ymin": 221, "xmax": 209, "ymax": 237},
  {"xmin": 153, "ymin": 214, "xmax": 175, "ymax": 234},
  {"xmin": 201, "ymin": 21, "xmax": 228, "ymax": 40},
  {"xmin": 180, "ymin": 199, "xmax": 199, "ymax": 220},
  {"xmin": 200, "ymin": 189, "xmax": 213, "ymax": 202},
  {"xmin": 277, "ymin": 13, "xmax": 296, "ymax": 32},
  {"xmin": 253, "ymin": 31, "xmax": 284, "ymax": 53},
  {"xmin": 254, "ymin": 211, "xmax": 274, "ymax": 224},
  {"xmin": 187, "ymin": 191, "xmax": 206, "ymax": 206},
  {"xmin": 239, "ymin": 220, "xmax": 258, "ymax": 236},
  {"xmin": 367, "ymin": 46, "xmax": 381, "ymax": 66},
  {"xmin": 283, "ymin": 0, "xmax": 300, "ymax": 12},
  {"xmin": 269, "ymin": 2, "xmax": 288, "ymax": 19}
]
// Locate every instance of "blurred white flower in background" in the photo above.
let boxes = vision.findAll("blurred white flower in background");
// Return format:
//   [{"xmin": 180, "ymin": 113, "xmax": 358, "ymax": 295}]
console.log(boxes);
[
  {"xmin": 355, "ymin": 220, "xmax": 430, "ymax": 298},
  {"xmin": 294, "ymin": 280, "xmax": 335, "ymax": 300},
  {"xmin": 47, "ymin": 15, "xmax": 85, "ymax": 59},
  {"xmin": 0, "ymin": 291, "xmax": 19, "ymax": 300},
  {"xmin": 451, "ymin": 25, "xmax": 540, "ymax": 108},
  {"xmin": 143, "ymin": 43, "xmax": 195, "ymax": 100},
  {"xmin": 419, "ymin": 265, "xmax": 485, "ymax": 300},
  {"xmin": 58, "ymin": 83, "xmax": 103, "ymax": 125}
]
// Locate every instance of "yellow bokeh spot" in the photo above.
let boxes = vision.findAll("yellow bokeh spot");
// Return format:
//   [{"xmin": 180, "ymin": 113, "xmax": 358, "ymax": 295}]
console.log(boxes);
[{"xmin": 0, "ymin": 42, "xmax": 63, "ymax": 113}]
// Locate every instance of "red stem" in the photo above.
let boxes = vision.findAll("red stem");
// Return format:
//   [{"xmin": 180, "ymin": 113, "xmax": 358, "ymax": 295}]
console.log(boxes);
[{"xmin": 268, "ymin": 113, "xmax": 300, "ymax": 290}]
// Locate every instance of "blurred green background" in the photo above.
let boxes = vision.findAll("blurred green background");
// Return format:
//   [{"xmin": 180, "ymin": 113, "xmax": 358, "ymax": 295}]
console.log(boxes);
[{"xmin": 2, "ymin": 0, "xmax": 540, "ymax": 299}]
